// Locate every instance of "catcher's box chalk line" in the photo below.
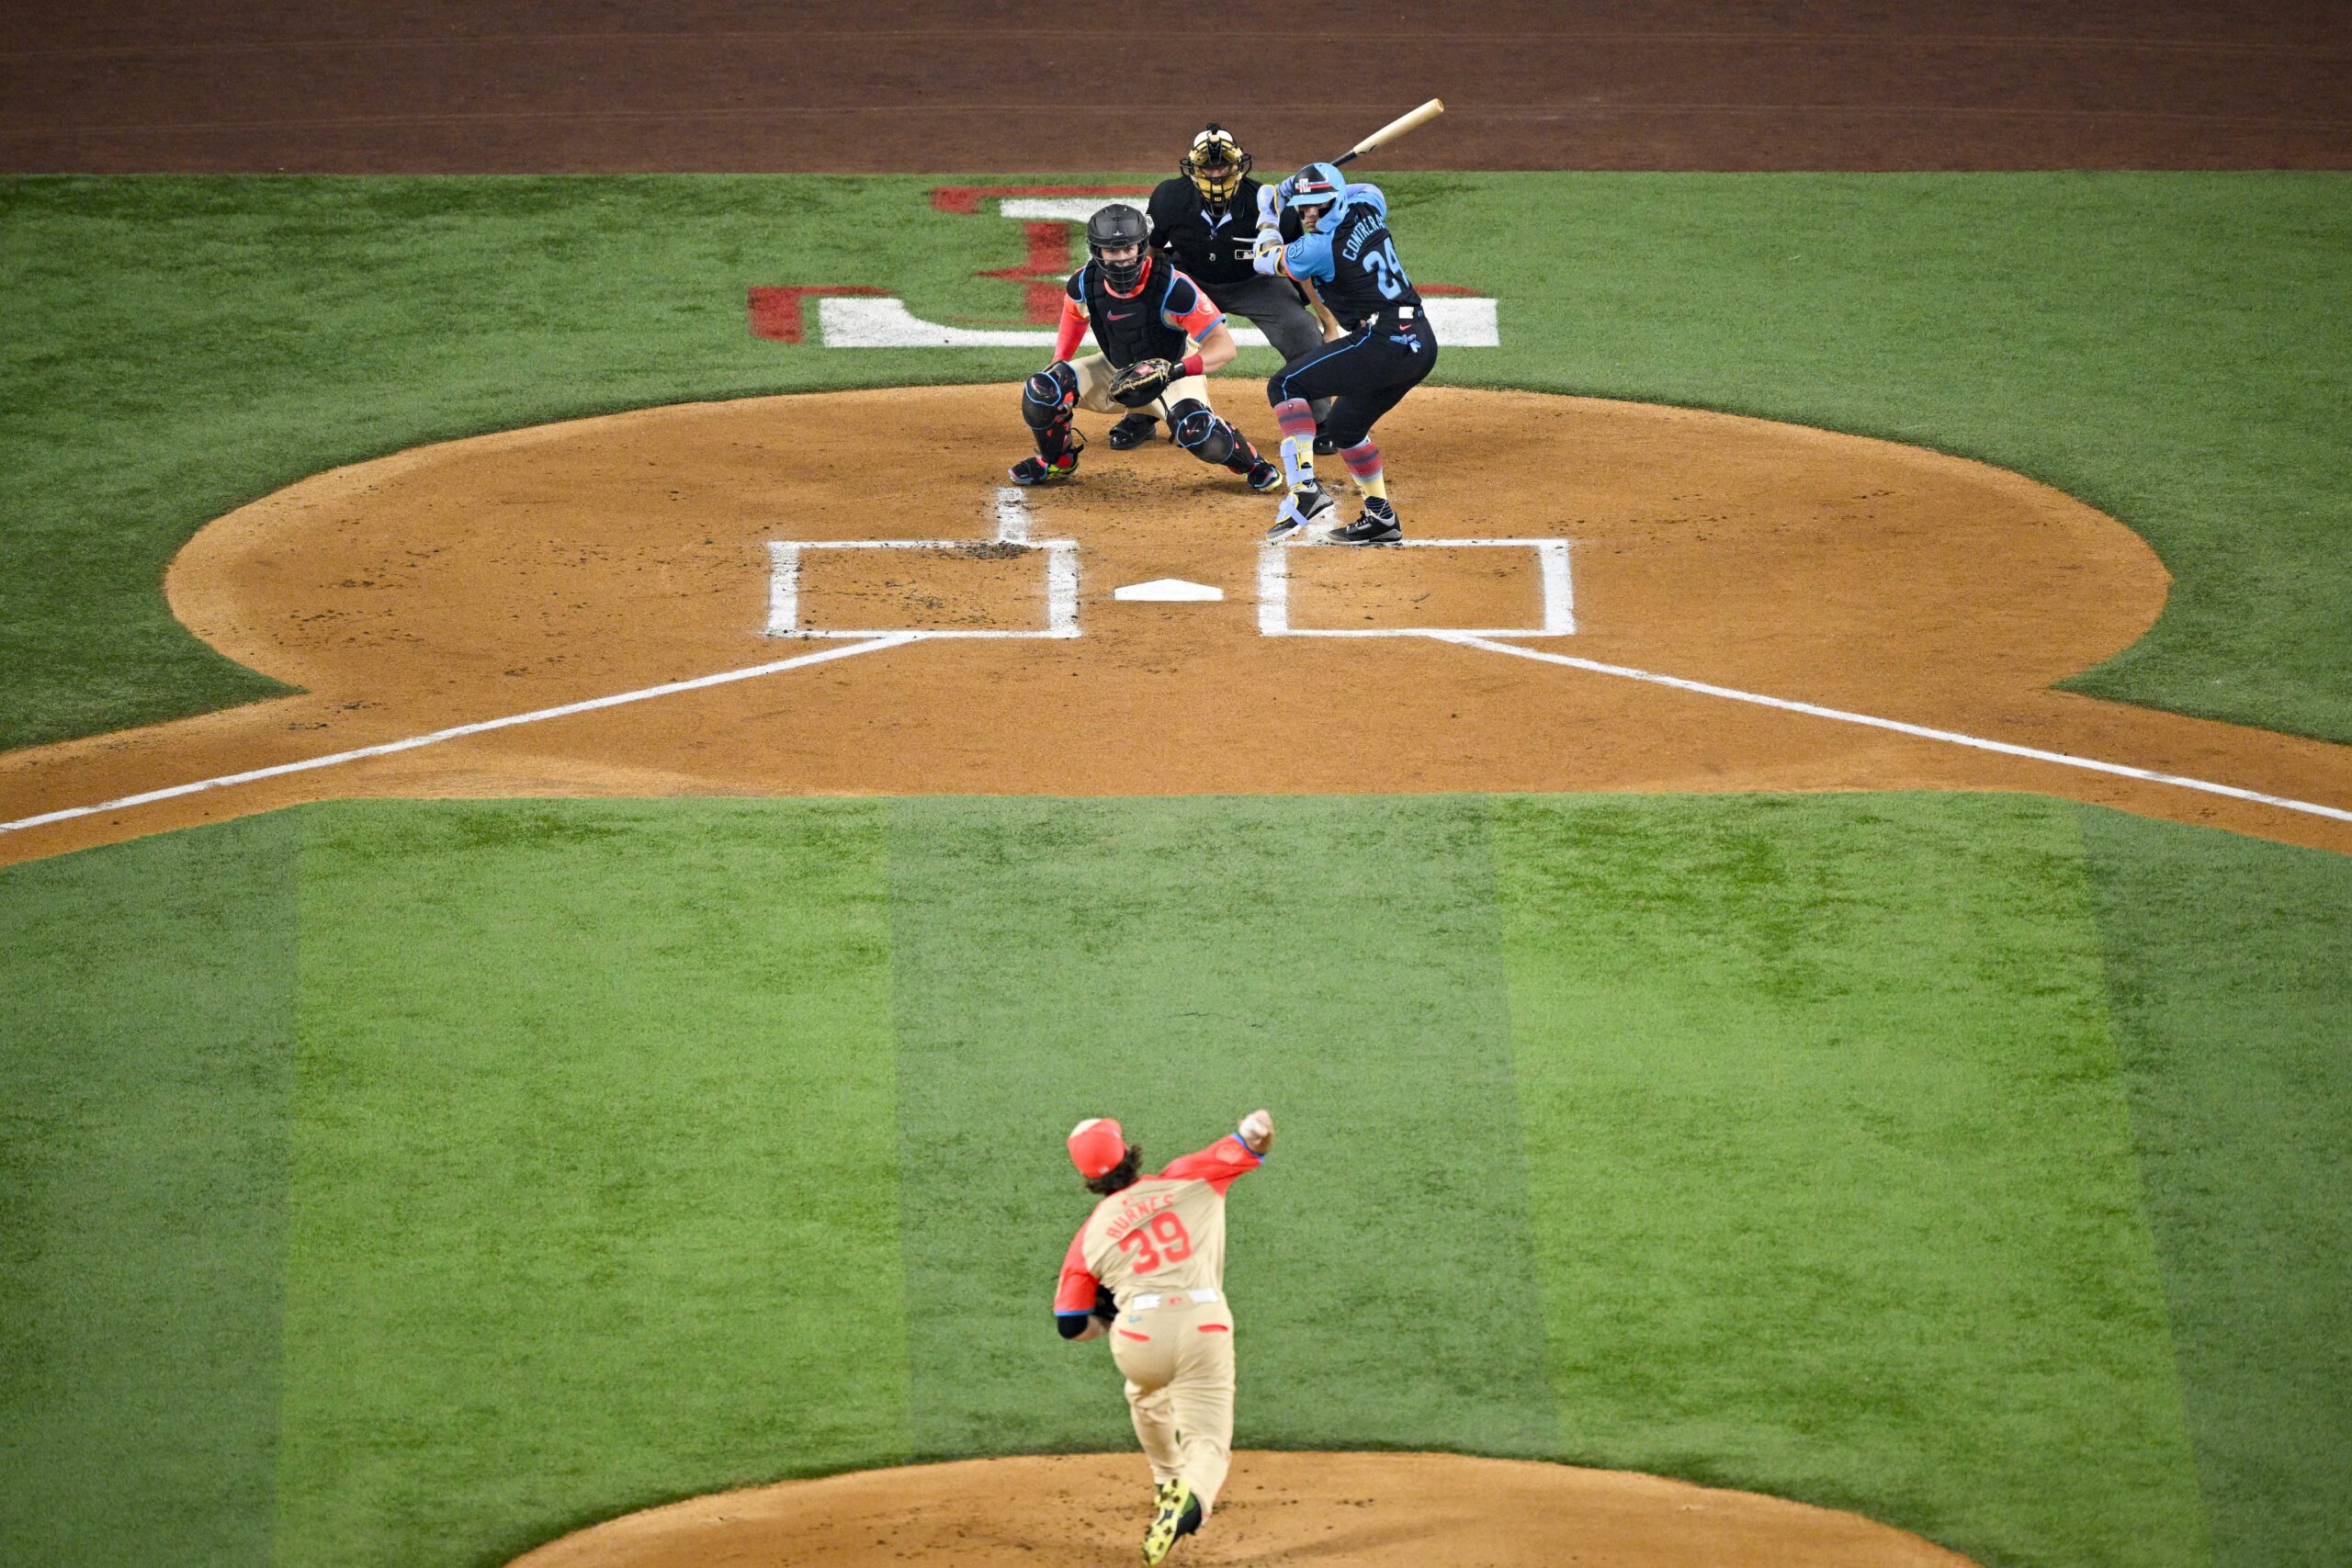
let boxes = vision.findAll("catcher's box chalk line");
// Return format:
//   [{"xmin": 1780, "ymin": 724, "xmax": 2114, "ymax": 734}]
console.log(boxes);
[{"xmin": 1441, "ymin": 634, "xmax": 2352, "ymax": 827}]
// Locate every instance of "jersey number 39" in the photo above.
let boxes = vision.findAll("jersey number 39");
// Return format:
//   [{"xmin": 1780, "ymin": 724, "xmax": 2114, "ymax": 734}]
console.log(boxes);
[{"xmin": 1117, "ymin": 1213, "xmax": 1195, "ymax": 1273}]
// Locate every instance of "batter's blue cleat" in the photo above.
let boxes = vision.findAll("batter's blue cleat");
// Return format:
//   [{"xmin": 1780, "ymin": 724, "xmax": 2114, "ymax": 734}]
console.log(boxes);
[
  {"xmin": 1142, "ymin": 1480, "xmax": 1201, "ymax": 1564},
  {"xmin": 1328, "ymin": 496, "xmax": 1402, "ymax": 545},
  {"xmin": 1265, "ymin": 482, "xmax": 1336, "ymax": 541}
]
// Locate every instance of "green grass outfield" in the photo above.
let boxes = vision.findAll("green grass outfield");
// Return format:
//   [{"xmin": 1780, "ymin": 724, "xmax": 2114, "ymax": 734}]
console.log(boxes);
[
  {"xmin": 1, "ymin": 173, "xmax": 2348, "ymax": 750},
  {"xmin": 5, "ymin": 794, "xmax": 2347, "ymax": 1568}
]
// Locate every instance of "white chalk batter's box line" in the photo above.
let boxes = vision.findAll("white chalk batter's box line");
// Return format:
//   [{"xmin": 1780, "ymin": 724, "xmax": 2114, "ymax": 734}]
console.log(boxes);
[
  {"xmin": 1257, "ymin": 537, "xmax": 1576, "ymax": 638},
  {"xmin": 766, "ymin": 537, "xmax": 1080, "ymax": 640}
]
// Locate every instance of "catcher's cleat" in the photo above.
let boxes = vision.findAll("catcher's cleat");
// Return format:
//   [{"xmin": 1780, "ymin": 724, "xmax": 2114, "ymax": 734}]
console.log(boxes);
[
  {"xmin": 1142, "ymin": 1480, "xmax": 1201, "ymax": 1565},
  {"xmin": 1108, "ymin": 412, "xmax": 1160, "ymax": 450},
  {"xmin": 1265, "ymin": 482, "xmax": 1336, "ymax": 541},
  {"xmin": 1328, "ymin": 496, "xmax": 1402, "ymax": 545},
  {"xmin": 1009, "ymin": 432, "xmax": 1083, "ymax": 486},
  {"xmin": 1246, "ymin": 457, "xmax": 1284, "ymax": 493}
]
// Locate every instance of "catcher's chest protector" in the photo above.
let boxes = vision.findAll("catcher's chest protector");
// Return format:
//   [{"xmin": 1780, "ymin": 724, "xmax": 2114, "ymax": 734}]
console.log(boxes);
[{"xmin": 1083, "ymin": 262, "xmax": 1188, "ymax": 370}]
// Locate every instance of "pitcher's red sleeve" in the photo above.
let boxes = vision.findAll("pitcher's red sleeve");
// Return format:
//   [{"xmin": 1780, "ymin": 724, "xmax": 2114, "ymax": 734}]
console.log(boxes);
[
  {"xmin": 1053, "ymin": 1225, "xmax": 1101, "ymax": 1314},
  {"xmin": 1157, "ymin": 1134, "xmax": 1263, "ymax": 1196},
  {"xmin": 1052, "ymin": 296, "xmax": 1089, "ymax": 363}
]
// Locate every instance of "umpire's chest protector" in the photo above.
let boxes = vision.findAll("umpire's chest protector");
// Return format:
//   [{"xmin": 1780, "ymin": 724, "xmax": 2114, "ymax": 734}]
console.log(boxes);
[{"xmin": 1083, "ymin": 261, "xmax": 1190, "ymax": 370}]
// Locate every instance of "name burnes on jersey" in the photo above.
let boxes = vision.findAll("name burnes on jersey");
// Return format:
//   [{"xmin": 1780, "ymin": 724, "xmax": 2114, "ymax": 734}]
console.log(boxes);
[{"xmin": 1103, "ymin": 1190, "xmax": 1176, "ymax": 1240}]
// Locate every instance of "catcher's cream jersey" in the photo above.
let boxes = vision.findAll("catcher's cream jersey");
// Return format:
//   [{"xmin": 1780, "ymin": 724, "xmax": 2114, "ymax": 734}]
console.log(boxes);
[{"xmin": 1055, "ymin": 1135, "xmax": 1263, "ymax": 1314}]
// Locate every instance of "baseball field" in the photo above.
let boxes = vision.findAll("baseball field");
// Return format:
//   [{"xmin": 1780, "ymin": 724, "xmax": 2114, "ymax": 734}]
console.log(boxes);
[{"xmin": 5, "ymin": 10, "xmax": 2349, "ymax": 1568}]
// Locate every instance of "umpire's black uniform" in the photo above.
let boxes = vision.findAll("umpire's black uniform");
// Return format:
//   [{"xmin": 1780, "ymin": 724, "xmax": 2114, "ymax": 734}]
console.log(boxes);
[{"xmin": 1145, "ymin": 176, "xmax": 1333, "ymax": 429}]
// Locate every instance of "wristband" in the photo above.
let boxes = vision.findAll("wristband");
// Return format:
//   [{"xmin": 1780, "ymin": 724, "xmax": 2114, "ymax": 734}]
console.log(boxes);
[{"xmin": 1180, "ymin": 353, "xmax": 1204, "ymax": 378}]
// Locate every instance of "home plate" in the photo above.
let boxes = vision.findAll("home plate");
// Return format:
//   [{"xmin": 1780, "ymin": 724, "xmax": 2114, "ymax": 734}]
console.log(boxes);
[{"xmin": 1114, "ymin": 578, "xmax": 1224, "ymax": 602}]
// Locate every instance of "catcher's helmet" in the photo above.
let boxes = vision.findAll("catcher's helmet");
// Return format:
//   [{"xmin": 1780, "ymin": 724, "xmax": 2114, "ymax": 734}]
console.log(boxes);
[
  {"xmin": 1180, "ymin": 123, "xmax": 1252, "ymax": 206},
  {"xmin": 1086, "ymin": 203, "xmax": 1151, "ymax": 291},
  {"xmin": 1283, "ymin": 162, "xmax": 1347, "ymax": 231}
]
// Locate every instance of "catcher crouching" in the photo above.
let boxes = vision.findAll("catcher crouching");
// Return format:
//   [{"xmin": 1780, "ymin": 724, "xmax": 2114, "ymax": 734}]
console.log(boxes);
[{"xmin": 1010, "ymin": 203, "xmax": 1282, "ymax": 493}]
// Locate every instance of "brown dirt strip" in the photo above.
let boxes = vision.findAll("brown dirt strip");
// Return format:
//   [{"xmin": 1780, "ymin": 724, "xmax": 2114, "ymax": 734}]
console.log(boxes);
[
  {"xmin": 503, "ymin": 1450, "xmax": 1980, "ymax": 1568},
  {"xmin": 1, "ymin": 385, "xmax": 2346, "ymax": 867},
  {"xmin": 4, "ymin": 1, "xmax": 2346, "ymax": 173}
]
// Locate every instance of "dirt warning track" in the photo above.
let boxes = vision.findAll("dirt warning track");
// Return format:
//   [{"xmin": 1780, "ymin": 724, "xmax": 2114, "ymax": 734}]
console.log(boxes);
[{"xmin": 1, "ymin": 384, "xmax": 2347, "ymax": 865}]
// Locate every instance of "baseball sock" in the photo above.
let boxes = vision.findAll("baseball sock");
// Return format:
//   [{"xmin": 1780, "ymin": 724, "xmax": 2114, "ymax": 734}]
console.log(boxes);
[
  {"xmin": 1272, "ymin": 398, "xmax": 1318, "ymax": 490},
  {"xmin": 1339, "ymin": 439, "xmax": 1386, "ymax": 502}
]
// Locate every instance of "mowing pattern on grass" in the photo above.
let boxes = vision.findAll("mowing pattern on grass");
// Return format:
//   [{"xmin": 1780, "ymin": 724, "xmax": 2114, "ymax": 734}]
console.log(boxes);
[
  {"xmin": 3, "ymin": 794, "xmax": 2346, "ymax": 1568},
  {"xmin": 0, "ymin": 813, "xmax": 298, "ymax": 1567},
  {"xmin": 1, "ymin": 173, "xmax": 2348, "ymax": 748},
  {"xmin": 2084, "ymin": 808, "xmax": 2352, "ymax": 1568}
]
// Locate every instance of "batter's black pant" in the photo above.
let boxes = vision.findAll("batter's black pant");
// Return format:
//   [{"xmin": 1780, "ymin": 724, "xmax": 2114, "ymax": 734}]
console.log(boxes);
[{"xmin": 1265, "ymin": 318, "xmax": 1438, "ymax": 449}]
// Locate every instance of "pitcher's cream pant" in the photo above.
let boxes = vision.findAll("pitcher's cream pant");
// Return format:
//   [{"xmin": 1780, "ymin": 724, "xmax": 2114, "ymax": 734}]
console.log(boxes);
[
  {"xmin": 1110, "ymin": 1296, "xmax": 1236, "ymax": 1516},
  {"xmin": 1069, "ymin": 353, "xmax": 1211, "ymax": 424}
]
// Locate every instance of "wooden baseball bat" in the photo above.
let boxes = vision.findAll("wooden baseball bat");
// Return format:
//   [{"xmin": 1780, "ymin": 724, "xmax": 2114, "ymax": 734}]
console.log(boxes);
[{"xmin": 1332, "ymin": 98, "xmax": 1444, "ymax": 167}]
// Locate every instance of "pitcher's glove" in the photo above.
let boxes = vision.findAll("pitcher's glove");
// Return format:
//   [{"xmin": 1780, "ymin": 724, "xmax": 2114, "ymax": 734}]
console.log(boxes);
[
  {"xmin": 1109, "ymin": 357, "xmax": 1177, "ymax": 408},
  {"xmin": 1092, "ymin": 1284, "xmax": 1119, "ymax": 1325}
]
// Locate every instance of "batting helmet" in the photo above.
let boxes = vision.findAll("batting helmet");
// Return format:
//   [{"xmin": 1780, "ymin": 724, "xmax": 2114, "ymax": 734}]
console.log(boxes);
[
  {"xmin": 1180, "ymin": 124, "xmax": 1252, "ymax": 206},
  {"xmin": 1068, "ymin": 1117, "xmax": 1128, "ymax": 1179},
  {"xmin": 1279, "ymin": 162, "xmax": 1354, "ymax": 232},
  {"xmin": 1085, "ymin": 204, "xmax": 1152, "ymax": 291}
]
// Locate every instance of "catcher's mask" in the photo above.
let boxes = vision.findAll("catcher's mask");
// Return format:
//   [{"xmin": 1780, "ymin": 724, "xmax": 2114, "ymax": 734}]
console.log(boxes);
[
  {"xmin": 1086, "ymin": 203, "xmax": 1152, "ymax": 292},
  {"xmin": 1181, "ymin": 123, "xmax": 1251, "ymax": 205},
  {"xmin": 1283, "ymin": 162, "xmax": 1347, "ymax": 232}
]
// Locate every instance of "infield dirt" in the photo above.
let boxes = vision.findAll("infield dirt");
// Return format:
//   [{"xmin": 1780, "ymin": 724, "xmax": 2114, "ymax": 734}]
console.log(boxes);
[
  {"xmin": 505, "ymin": 1450, "xmax": 1981, "ymax": 1568},
  {"xmin": 2, "ymin": 383, "xmax": 2347, "ymax": 864}
]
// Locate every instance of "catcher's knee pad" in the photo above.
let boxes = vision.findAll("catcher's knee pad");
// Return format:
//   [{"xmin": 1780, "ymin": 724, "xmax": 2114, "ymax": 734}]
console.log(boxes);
[
  {"xmin": 1170, "ymin": 400, "xmax": 1234, "ymax": 466},
  {"xmin": 1022, "ymin": 363, "xmax": 1080, "ymax": 434}
]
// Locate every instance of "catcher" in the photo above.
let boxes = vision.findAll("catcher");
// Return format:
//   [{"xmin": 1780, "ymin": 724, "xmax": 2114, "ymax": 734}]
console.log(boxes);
[
  {"xmin": 1054, "ymin": 1109, "xmax": 1276, "ymax": 1565},
  {"xmin": 1009, "ymin": 202, "xmax": 1283, "ymax": 493}
]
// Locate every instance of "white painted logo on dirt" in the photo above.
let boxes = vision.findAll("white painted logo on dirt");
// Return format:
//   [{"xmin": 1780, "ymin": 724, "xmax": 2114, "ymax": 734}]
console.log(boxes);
[{"xmin": 1114, "ymin": 579, "xmax": 1224, "ymax": 602}]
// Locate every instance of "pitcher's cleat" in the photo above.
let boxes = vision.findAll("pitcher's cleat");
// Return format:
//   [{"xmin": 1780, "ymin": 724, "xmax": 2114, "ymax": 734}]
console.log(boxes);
[
  {"xmin": 1142, "ymin": 1479, "xmax": 1202, "ymax": 1565},
  {"xmin": 1265, "ymin": 482, "xmax": 1336, "ymax": 541},
  {"xmin": 1108, "ymin": 412, "xmax": 1160, "ymax": 450},
  {"xmin": 1245, "ymin": 457, "xmax": 1284, "ymax": 493},
  {"xmin": 1327, "ymin": 496, "xmax": 1402, "ymax": 545}
]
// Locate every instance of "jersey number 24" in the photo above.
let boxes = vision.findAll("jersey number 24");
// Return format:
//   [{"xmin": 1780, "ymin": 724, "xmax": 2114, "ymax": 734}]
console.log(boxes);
[
  {"xmin": 1117, "ymin": 1212, "xmax": 1194, "ymax": 1273},
  {"xmin": 1363, "ymin": 239, "xmax": 1411, "ymax": 300}
]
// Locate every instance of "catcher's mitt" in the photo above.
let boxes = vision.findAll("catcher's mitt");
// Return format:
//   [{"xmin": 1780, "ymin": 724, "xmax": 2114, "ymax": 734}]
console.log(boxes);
[{"xmin": 1108, "ymin": 357, "xmax": 1176, "ymax": 409}]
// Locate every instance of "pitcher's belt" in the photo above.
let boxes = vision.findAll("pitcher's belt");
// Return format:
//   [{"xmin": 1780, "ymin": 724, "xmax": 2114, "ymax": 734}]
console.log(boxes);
[{"xmin": 1127, "ymin": 1288, "xmax": 1221, "ymax": 1313}]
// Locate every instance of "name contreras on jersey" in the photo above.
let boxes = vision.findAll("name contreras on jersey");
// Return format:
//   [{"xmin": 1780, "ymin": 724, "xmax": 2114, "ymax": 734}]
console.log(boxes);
[{"xmin": 1339, "ymin": 211, "xmax": 1384, "ymax": 261}]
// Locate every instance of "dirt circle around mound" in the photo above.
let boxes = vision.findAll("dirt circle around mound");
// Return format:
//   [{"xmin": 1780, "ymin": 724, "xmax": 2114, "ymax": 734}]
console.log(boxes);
[
  {"xmin": 506, "ymin": 1450, "xmax": 1980, "ymax": 1568},
  {"xmin": 6, "ymin": 381, "xmax": 2349, "ymax": 864}
]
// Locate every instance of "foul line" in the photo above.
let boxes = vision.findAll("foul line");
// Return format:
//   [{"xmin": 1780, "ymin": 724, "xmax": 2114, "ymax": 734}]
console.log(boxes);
[
  {"xmin": 1441, "ymin": 635, "xmax": 2352, "ymax": 826},
  {"xmin": 0, "ymin": 636, "xmax": 921, "ymax": 837}
]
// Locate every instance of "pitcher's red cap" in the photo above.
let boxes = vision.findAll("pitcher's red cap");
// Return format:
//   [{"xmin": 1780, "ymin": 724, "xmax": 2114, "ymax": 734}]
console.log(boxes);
[{"xmin": 1068, "ymin": 1117, "xmax": 1126, "ymax": 1179}]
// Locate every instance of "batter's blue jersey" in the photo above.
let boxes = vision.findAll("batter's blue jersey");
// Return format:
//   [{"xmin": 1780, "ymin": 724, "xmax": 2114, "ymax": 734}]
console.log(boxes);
[{"xmin": 1265, "ymin": 183, "xmax": 1421, "ymax": 330}]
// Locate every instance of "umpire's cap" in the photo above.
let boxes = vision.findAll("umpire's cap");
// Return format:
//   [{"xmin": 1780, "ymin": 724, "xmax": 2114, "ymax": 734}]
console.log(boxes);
[{"xmin": 1068, "ymin": 1117, "xmax": 1128, "ymax": 1179}]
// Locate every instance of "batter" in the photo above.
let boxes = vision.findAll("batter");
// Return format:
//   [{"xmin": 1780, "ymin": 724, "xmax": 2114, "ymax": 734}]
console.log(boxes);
[{"xmin": 1053, "ymin": 1109, "xmax": 1277, "ymax": 1564}]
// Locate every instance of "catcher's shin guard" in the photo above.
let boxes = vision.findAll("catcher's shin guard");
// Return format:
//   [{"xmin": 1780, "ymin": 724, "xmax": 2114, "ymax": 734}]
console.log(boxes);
[
  {"xmin": 1022, "ymin": 362, "xmax": 1081, "ymax": 459},
  {"xmin": 1170, "ymin": 400, "xmax": 1237, "ymax": 468}
]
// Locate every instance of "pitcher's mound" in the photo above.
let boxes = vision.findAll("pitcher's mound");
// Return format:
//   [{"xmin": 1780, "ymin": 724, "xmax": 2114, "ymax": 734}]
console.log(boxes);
[{"xmin": 507, "ymin": 1450, "xmax": 1978, "ymax": 1567}]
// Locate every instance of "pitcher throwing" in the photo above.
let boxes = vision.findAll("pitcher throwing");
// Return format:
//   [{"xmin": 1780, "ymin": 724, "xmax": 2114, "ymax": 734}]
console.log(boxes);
[{"xmin": 1054, "ymin": 1109, "xmax": 1276, "ymax": 1564}]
